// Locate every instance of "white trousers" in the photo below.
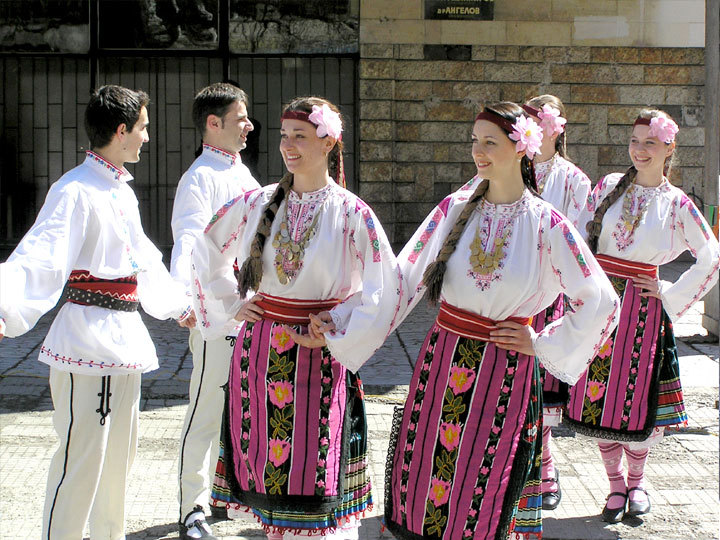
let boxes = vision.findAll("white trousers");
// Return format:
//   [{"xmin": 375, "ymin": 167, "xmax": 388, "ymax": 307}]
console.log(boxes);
[
  {"xmin": 42, "ymin": 368, "xmax": 141, "ymax": 540},
  {"xmin": 178, "ymin": 328, "xmax": 234, "ymax": 520}
]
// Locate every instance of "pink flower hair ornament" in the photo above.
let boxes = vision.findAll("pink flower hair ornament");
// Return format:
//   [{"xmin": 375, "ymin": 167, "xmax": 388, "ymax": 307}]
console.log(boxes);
[
  {"xmin": 634, "ymin": 116, "xmax": 679, "ymax": 144},
  {"xmin": 537, "ymin": 104, "xmax": 566, "ymax": 137},
  {"xmin": 508, "ymin": 115, "xmax": 543, "ymax": 160},
  {"xmin": 308, "ymin": 104, "xmax": 343, "ymax": 139}
]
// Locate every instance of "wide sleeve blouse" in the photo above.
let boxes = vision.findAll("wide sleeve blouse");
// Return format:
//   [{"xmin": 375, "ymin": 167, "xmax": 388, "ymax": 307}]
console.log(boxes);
[
  {"xmin": 396, "ymin": 181, "xmax": 619, "ymax": 385},
  {"xmin": 0, "ymin": 181, "xmax": 90, "ymax": 337},
  {"xmin": 192, "ymin": 182, "xmax": 402, "ymax": 373},
  {"xmin": 587, "ymin": 173, "xmax": 720, "ymax": 322}
]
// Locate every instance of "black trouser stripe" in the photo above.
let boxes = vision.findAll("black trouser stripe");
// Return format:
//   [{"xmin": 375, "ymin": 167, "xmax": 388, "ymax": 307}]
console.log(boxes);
[
  {"xmin": 178, "ymin": 341, "xmax": 208, "ymax": 522},
  {"xmin": 47, "ymin": 373, "xmax": 75, "ymax": 540}
]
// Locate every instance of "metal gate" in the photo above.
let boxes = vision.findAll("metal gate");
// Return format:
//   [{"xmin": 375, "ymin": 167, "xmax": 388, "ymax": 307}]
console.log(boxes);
[{"xmin": 0, "ymin": 55, "xmax": 357, "ymax": 253}]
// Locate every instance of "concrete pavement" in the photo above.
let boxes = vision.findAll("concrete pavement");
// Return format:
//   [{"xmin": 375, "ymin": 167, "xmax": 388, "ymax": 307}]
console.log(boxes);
[{"xmin": 0, "ymin": 261, "xmax": 718, "ymax": 539}]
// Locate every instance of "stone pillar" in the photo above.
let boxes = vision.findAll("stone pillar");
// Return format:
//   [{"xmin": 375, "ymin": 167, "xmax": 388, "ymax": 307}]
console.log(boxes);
[{"xmin": 702, "ymin": 0, "xmax": 719, "ymax": 337}]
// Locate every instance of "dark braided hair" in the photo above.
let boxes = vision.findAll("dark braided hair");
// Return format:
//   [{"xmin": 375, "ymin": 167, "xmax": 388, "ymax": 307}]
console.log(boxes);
[
  {"xmin": 423, "ymin": 101, "xmax": 539, "ymax": 303},
  {"xmin": 527, "ymin": 94, "xmax": 568, "ymax": 160},
  {"xmin": 585, "ymin": 166, "xmax": 637, "ymax": 254},
  {"xmin": 423, "ymin": 180, "xmax": 488, "ymax": 303},
  {"xmin": 235, "ymin": 96, "xmax": 344, "ymax": 296},
  {"xmin": 585, "ymin": 108, "xmax": 678, "ymax": 254},
  {"xmin": 236, "ymin": 172, "xmax": 293, "ymax": 296}
]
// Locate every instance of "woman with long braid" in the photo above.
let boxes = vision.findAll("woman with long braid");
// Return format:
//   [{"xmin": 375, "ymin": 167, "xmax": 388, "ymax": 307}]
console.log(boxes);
[
  {"xmin": 521, "ymin": 94, "xmax": 593, "ymax": 511},
  {"xmin": 192, "ymin": 96, "xmax": 401, "ymax": 539},
  {"xmin": 384, "ymin": 102, "xmax": 619, "ymax": 539},
  {"xmin": 565, "ymin": 109, "xmax": 719, "ymax": 523}
]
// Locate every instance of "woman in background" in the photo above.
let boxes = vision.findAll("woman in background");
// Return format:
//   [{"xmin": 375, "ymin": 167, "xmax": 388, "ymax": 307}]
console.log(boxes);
[{"xmin": 521, "ymin": 94, "xmax": 593, "ymax": 511}]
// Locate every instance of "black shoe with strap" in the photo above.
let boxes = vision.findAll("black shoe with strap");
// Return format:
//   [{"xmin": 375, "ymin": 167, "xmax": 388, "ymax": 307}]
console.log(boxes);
[
  {"xmin": 180, "ymin": 505, "xmax": 217, "ymax": 540},
  {"xmin": 208, "ymin": 504, "xmax": 228, "ymax": 520},
  {"xmin": 601, "ymin": 491, "xmax": 627, "ymax": 523},
  {"xmin": 541, "ymin": 468, "xmax": 562, "ymax": 511},
  {"xmin": 626, "ymin": 486, "xmax": 651, "ymax": 516}
]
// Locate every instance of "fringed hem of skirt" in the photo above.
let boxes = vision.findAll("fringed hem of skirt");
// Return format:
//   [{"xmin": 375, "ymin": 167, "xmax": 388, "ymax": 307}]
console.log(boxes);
[
  {"xmin": 562, "ymin": 417, "xmax": 656, "ymax": 442},
  {"xmin": 250, "ymin": 505, "xmax": 373, "ymax": 536},
  {"xmin": 210, "ymin": 497, "xmax": 245, "ymax": 511},
  {"xmin": 510, "ymin": 532, "xmax": 542, "ymax": 540}
]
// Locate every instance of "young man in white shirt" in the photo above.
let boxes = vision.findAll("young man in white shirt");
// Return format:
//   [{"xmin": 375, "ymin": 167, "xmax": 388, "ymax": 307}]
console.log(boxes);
[
  {"xmin": 0, "ymin": 84, "xmax": 193, "ymax": 539},
  {"xmin": 171, "ymin": 82, "xmax": 260, "ymax": 540}
]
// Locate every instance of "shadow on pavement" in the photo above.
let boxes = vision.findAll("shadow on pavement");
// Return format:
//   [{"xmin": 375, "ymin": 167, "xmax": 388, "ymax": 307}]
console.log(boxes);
[
  {"xmin": 542, "ymin": 515, "xmax": 620, "ymax": 540},
  {"xmin": 127, "ymin": 522, "xmax": 177, "ymax": 539}
]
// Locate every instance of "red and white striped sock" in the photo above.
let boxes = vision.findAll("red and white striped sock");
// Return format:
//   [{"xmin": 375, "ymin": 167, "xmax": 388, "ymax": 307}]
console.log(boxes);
[
  {"xmin": 624, "ymin": 445, "xmax": 650, "ymax": 503},
  {"xmin": 598, "ymin": 441, "xmax": 626, "ymax": 509},
  {"xmin": 541, "ymin": 426, "xmax": 558, "ymax": 493}
]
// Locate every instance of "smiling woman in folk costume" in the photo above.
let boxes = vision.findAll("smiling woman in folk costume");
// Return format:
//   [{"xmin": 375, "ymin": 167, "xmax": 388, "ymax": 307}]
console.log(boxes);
[
  {"xmin": 520, "ymin": 95, "xmax": 593, "ymax": 512},
  {"xmin": 191, "ymin": 96, "xmax": 401, "ymax": 539},
  {"xmin": 383, "ymin": 102, "xmax": 620, "ymax": 540},
  {"xmin": 565, "ymin": 109, "xmax": 720, "ymax": 523}
]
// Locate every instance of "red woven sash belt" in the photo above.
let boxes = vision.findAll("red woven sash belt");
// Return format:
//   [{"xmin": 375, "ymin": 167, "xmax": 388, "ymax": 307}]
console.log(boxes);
[
  {"xmin": 437, "ymin": 301, "xmax": 531, "ymax": 341},
  {"xmin": 595, "ymin": 254, "xmax": 658, "ymax": 280},
  {"xmin": 63, "ymin": 270, "xmax": 139, "ymax": 312},
  {"xmin": 255, "ymin": 293, "xmax": 340, "ymax": 325}
]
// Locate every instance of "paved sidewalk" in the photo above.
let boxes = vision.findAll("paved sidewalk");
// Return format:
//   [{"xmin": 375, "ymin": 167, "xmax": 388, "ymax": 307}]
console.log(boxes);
[{"xmin": 0, "ymin": 262, "xmax": 718, "ymax": 539}]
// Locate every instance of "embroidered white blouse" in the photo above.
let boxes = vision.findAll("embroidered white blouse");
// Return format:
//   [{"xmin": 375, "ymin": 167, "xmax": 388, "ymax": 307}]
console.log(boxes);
[
  {"xmin": 192, "ymin": 180, "xmax": 402, "ymax": 373},
  {"xmin": 580, "ymin": 173, "xmax": 720, "ymax": 322},
  {"xmin": 535, "ymin": 153, "xmax": 592, "ymax": 229},
  {"xmin": 171, "ymin": 144, "xmax": 260, "ymax": 293},
  {"xmin": 0, "ymin": 152, "xmax": 190, "ymax": 375},
  {"xmin": 397, "ymin": 178, "xmax": 620, "ymax": 385}
]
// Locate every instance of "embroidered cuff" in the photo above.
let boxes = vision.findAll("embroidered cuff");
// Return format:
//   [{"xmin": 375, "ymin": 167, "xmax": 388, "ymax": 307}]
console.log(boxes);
[
  {"xmin": 177, "ymin": 305, "xmax": 193, "ymax": 322},
  {"xmin": 532, "ymin": 332, "xmax": 584, "ymax": 386},
  {"xmin": 328, "ymin": 310, "xmax": 343, "ymax": 336}
]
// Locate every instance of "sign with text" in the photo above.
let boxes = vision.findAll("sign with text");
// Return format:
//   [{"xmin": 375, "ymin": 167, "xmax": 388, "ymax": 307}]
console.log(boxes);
[{"xmin": 425, "ymin": 0, "xmax": 494, "ymax": 20}]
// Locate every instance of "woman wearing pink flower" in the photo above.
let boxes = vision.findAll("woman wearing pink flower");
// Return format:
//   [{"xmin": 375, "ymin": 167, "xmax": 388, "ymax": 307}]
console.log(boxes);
[
  {"xmin": 384, "ymin": 102, "xmax": 619, "ymax": 540},
  {"xmin": 566, "ymin": 109, "xmax": 720, "ymax": 523},
  {"xmin": 192, "ymin": 97, "xmax": 401, "ymax": 539},
  {"xmin": 518, "ymin": 94, "xmax": 594, "ymax": 512}
]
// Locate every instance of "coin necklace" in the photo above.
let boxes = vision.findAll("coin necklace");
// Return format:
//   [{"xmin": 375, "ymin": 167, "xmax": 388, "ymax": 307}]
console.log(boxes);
[
  {"xmin": 619, "ymin": 183, "xmax": 655, "ymax": 235},
  {"xmin": 272, "ymin": 210, "xmax": 321, "ymax": 284},
  {"xmin": 469, "ymin": 222, "xmax": 513, "ymax": 275}
]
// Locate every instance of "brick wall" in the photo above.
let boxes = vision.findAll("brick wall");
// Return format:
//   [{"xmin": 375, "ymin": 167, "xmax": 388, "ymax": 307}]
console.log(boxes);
[{"xmin": 358, "ymin": 43, "xmax": 706, "ymax": 246}]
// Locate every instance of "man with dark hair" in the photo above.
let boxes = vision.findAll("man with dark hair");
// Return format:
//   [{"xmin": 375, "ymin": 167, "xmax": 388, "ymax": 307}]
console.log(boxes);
[
  {"xmin": 171, "ymin": 81, "xmax": 259, "ymax": 540},
  {"xmin": 0, "ymin": 84, "xmax": 193, "ymax": 539},
  {"xmin": 84, "ymin": 85, "xmax": 150, "ymax": 149}
]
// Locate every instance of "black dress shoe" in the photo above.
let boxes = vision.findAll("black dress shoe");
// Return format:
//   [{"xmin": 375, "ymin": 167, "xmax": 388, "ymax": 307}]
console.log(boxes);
[
  {"xmin": 626, "ymin": 487, "xmax": 651, "ymax": 516},
  {"xmin": 601, "ymin": 491, "xmax": 627, "ymax": 523},
  {"xmin": 209, "ymin": 504, "xmax": 228, "ymax": 520},
  {"xmin": 542, "ymin": 469, "xmax": 562, "ymax": 510}
]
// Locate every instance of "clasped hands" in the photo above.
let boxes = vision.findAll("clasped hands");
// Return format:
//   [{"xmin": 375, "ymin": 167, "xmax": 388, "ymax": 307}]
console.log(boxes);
[{"xmin": 234, "ymin": 294, "xmax": 336, "ymax": 348}]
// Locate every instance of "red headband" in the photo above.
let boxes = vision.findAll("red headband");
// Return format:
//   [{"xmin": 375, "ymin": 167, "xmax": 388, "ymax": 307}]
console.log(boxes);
[
  {"xmin": 521, "ymin": 104, "xmax": 541, "ymax": 118},
  {"xmin": 474, "ymin": 111, "xmax": 514, "ymax": 134},
  {"xmin": 281, "ymin": 110, "xmax": 313, "ymax": 124},
  {"xmin": 633, "ymin": 117, "xmax": 651, "ymax": 127}
]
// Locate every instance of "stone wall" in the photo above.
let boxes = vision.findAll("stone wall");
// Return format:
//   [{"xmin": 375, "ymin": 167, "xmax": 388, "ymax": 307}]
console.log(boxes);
[
  {"xmin": 358, "ymin": 43, "xmax": 706, "ymax": 245},
  {"xmin": 360, "ymin": 0, "xmax": 705, "ymax": 48}
]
